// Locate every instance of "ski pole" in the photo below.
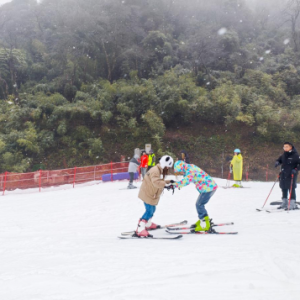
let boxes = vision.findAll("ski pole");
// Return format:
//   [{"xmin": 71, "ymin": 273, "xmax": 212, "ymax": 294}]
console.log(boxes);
[
  {"xmin": 287, "ymin": 174, "xmax": 294, "ymax": 212},
  {"xmin": 260, "ymin": 174, "xmax": 280, "ymax": 209}
]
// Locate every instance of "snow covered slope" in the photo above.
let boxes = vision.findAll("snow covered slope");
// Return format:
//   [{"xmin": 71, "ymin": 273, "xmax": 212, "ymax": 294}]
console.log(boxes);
[{"xmin": 0, "ymin": 179, "xmax": 299, "ymax": 300}]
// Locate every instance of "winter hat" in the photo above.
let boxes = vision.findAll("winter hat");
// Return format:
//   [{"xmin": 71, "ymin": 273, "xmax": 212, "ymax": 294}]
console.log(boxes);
[
  {"xmin": 234, "ymin": 149, "xmax": 241, "ymax": 153},
  {"xmin": 284, "ymin": 142, "xmax": 293, "ymax": 147},
  {"xmin": 159, "ymin": 155, "xmax": 174, "ymax": 169}
]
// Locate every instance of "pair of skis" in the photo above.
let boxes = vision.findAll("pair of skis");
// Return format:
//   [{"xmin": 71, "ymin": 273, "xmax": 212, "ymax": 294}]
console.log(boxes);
[
  {"xmin": 118, "ymin": 220, "xmax": 238, "ymax": 239},
  {"xmin": 257, "ymin": 198, "xmax": 300, "ymax": 213},
  {"xmin": 256, "ymin": 207, "xmax": 299, "ymax": 213},
  {"xmin": 118, "ymin": 234, "xmax": 183, "ymax": 240},
  {"xmin": 119, "ymin": 220, "xmax": 187, "ymax": 239},
  {"xmin": 222, "ymin": 186, "xmax": 250, "ymax": 189},
  {"xmin": 166, "ymin": 221, "xmax": 237, "ymax": 235},
  {"xmin": 256, "ymin": 201, "xmax": 300, "ymax": 213}
]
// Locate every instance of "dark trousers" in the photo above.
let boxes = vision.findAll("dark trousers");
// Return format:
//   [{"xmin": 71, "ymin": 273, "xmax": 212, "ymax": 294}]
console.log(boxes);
[
  {"xmin": 129, "ymin": 172, "xmax": 134, "ymax": 184},
  {"xmin": 282, "ymin": 188, "xmax": 296, "ymax": 200},
  {"xmin": 141, "ymin": 168, "xmax": 147, "ymax": 179}
]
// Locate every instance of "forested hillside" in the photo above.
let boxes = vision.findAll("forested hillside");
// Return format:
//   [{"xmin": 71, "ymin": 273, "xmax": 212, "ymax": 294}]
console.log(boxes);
[{"xmin": 0, "ymin": 0, "xmax": 299, "ymax": 175}]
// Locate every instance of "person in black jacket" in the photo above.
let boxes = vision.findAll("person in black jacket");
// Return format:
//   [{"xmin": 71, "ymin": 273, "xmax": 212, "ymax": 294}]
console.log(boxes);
[{"xmin": 275, "ymin": 142, "xmax": 300, "ymax": 210}]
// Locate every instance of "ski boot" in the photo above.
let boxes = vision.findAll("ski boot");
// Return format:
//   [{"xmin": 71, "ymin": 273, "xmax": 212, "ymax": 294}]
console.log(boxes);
[
  {"xmin": 135, "ymin": 219, "xmax": 152, "ymax": 237},
  {"xmin": 127, "ymin": 183, "xmax": 137, "ymax": 189},
  {"xmin": 194, "ymin": 216, "xmax": 213, "ymax": 232},
  {"xmin": 145, "ymin": 218, "xmax": 161, "ymax": 230},
  {"xmin": 232, "ymin": 181, "xmax": 242, "ymax": 188},
  {"xmin": 285, "ymin": 199, "xmax": 299, "ymax": 210},
  {"xmin": 191, "ymin": 218, "xmax": 215, "ymax": 229},
  {"xmin": 278, "ymin": 198, "xmax": 288, "ymax": 210}
]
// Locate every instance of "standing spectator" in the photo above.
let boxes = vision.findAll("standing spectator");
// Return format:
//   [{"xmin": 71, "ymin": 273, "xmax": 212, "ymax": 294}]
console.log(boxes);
[
  {"xmin": 128, "ymin": 154, "xmax": 140, "ymax": 189},
  {"xmin": 230, "ymin": 149, "xmax": 243, "ymax": 187},
  {"xmin": 140, "ymin": 151, "xmax": 149, "ymax": 179},
  {"xmin": 180, "ymin": 150, "xmax": 190, "ymax": 163},
  {"xmin": 147, "ymin": 150, "xmax": 156, "ymax": 171},
  {"xmin": 275, "ymin": 142, "xmax": 300, "ymax": 210}
]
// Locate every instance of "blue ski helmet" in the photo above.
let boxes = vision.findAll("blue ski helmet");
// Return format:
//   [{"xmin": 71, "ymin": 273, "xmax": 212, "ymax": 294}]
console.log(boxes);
[{"xmin": 234, "ymin": 149, "xmax": 241, "ymax": 153}]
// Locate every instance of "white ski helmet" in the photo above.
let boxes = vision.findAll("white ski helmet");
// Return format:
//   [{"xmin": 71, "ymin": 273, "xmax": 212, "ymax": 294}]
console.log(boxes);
[{"xmin": 159, "ymin": 155, "xmax": 174, "ymax": 169}]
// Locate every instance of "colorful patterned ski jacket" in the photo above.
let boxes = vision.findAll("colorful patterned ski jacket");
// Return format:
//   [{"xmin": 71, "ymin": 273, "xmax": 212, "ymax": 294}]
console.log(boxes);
[{"xmin": 174, "ymin": 161, "xmax": 218, "ymax": 193}]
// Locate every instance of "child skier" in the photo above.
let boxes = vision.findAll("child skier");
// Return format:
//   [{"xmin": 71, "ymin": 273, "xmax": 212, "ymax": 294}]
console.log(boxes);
[
  {"xmin": 173, "ymin": 161, "xmax": 218, "ymax": 232},
  {"xmin": 275, "ymin": 142, "xmax": 300, "ymax": 210},
  {"xmin": 135, "ymin": 155, "xmax": 174, "ymax": 237},
  {"xmin": 230, "ymin": 149, "xmax": 243, "ymax": 187},
  {"xmin": 127, "ymin": 154, "xmax": 140, "ymax": 189}
]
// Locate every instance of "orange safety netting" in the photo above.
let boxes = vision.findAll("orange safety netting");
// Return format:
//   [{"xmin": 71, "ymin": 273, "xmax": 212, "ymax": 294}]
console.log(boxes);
[{"xmin": 0, "ymin": 161, "xmax": 130, "ymax": 193}]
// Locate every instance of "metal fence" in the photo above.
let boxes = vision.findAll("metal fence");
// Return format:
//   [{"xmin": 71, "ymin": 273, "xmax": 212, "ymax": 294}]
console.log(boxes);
[{"xmin": 0, "ymin": 161, "xmax": 130, "ymax": 195}]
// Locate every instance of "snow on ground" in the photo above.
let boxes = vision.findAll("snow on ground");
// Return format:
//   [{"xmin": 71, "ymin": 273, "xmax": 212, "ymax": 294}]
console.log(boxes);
[{"xmin": 0, "ymin": 178, "xmax": 299, "ymax": 300}]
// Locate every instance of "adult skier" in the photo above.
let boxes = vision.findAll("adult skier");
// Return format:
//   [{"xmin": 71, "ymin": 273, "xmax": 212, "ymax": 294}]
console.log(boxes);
[
  {"xmin": 127, "ymin": 154, "xmax": 140, "ymax": 189},
  {"xmin": 275, "ymin": 142, "xmax": 300, "ymax": 210},
  {"xmin": 135, "ymin": 155, "xmax": 174, "ymax": 237},
  {"xmin": 230, "ymin": 149, "xmax": 243, "ymax": 187},
  {"xmin": 140, "ymin": 151, "xmax": 148, "ymax": 179},
  {"xmin": 173, "ymin": 161, "xmax": 218, "ymax": 232}
]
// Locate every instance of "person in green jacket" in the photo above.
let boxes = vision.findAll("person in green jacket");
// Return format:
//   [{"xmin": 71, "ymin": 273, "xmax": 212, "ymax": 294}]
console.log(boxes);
[
  {"xmin": 230, "ymin": 149, "xmax": 243, "ymax": 187},
  {"xmin": 147, "ymin": 150, "xmax": 156, "ymax": 171}
]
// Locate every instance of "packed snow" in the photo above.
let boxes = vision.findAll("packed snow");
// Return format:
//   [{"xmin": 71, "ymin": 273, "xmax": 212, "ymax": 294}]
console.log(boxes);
[{"xmin": 0, "ymin": 178, "xmax": 299, "ymax": 300}]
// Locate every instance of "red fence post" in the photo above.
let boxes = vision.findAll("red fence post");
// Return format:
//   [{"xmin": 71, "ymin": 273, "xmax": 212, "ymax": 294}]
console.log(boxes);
[
  {"xmin": 39, "ymin": 169, "xmax": 42, "ymax": 192},
  {"xmin": 266, "ymin": 164, "xmax": 268, "ymax": 181},
  {"xmin": 73, "ymin": 166, "xmax": 77, "ymax": 188},
  {"xmin": 111, "ymin": 161, "xmax": 113, "ymax": 182},
  {"xmin": 2, "ymin": 171, "xmax": 7, "ymax": 196}
]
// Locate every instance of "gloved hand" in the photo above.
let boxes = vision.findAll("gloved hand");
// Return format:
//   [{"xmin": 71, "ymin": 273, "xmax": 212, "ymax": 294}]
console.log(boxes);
[
  {"xmin": 164, "ymin": 184, "xmax": 173, "ymax": 188},
  {"xmin": 164, "ymin": 184, "xmax": 175, "ymax": 195},
  {"xmin": 165, "ymin": 180, "xmax": 175, "ymax": 185},
  {"xmin": 275, "ymin": 161, "xmax": 280, "ymax": 168},
  {"xmin": 292, "ymin": 169, "xmax": 297, "ymax": 175}
]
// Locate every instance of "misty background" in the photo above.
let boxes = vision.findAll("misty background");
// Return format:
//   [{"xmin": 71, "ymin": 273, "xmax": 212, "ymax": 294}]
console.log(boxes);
[{"xmin": 0, "ymin": 0, "xmax": 300, "ymax": 179}]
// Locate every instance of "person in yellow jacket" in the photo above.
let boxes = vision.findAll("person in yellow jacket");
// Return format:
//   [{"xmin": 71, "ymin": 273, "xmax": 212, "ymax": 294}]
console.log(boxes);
[
  {"xmin": 147, "ymin": 150, "xmax": 156, "ymax": 171},
  {"xmin": 230, "ymin": 149, "xmax": 243, "ymax": 187}
]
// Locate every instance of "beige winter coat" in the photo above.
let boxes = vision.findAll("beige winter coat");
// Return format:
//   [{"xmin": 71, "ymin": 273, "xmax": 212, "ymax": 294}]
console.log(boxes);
[{"xmin": 138, "ymin": 164, "xmax": 169, "ymax": 206}]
